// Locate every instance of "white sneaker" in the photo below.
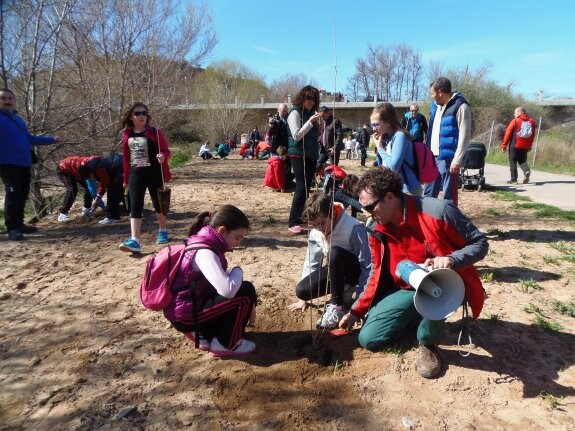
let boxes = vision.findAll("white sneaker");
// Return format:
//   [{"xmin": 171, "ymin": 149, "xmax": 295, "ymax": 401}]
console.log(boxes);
[
  {"xmin": 184, "ymin": 332, "xmax": 211, "ymax": 351},
  {"xmin": 82, "ymin": 207, "xmax": 91, "ymax": 216},
  {"xmin": 99, "ymin": 217, "xmax": 121, "ymax": 225},
  {"xmin": 58, "ymin": 213, "xmax": 72, "ymax": 222},
  {"xmin": 316, "ymin": 304, "xmax": 345, "ymax": 329},
  {"xmin": 209, "ymin": 337, "xmax": 255, "ymax": 357}
]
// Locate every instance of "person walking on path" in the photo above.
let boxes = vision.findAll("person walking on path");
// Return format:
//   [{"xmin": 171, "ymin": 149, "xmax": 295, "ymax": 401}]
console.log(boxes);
[
  {"xmin": 423, "ymin": 77, "xmax": 472, "ymax": 207},
  {"xmin": 118, "ymin": 102, "xmax": 171, "ymax": 254},
  {"xmin": 0, "ymin": 88, "xmax": 61, "ymax": 241},
  {"xmin": 501, "ymin": 106, "xmax": 536, "ymax": 185}
]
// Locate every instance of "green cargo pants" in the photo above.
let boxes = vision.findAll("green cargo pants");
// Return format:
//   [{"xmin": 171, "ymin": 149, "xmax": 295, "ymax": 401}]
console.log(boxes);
[{"xmin": 357, "ymin": 288, "xmax": 445, "ymax": 350}]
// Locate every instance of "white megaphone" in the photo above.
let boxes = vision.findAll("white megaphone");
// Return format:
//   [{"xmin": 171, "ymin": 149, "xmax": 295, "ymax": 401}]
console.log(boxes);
[{"xmin": 396, "ymin": 260, "xmax": 465, "ymax": 320}]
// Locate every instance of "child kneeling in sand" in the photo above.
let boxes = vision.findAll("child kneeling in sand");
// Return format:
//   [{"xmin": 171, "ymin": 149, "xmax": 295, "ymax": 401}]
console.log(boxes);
[
  {"xmin": 163, "ymin": 205, "xmax": 257, "ymax": 356},
  {"xmin": 288, "ymin": 192, "xmax": 372, "ymax": 329}
]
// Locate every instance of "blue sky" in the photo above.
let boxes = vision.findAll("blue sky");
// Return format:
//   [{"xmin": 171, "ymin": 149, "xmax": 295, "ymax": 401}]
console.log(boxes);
[{"xmin": 202, "ymin": 0, "xmax": 573, "ymax": 100}]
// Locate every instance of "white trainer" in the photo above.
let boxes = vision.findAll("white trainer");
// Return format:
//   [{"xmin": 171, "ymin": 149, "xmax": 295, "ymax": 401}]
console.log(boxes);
[
  {"xmin": 58, "ymin": 213, "xmax": 72, "ymax": 222},
  {"xmin": 209, "ymin": 337, "xmax": 255, "ymax": 357}
]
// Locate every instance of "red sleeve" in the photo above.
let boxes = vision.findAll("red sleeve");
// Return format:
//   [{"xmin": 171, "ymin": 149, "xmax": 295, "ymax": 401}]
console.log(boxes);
[
  {"xmin": 95, "ymin": 168, "xmax": 110, "ymax": 196},
  {"xmin": 501, "ymin": 119, "xmax": 516, "ymax": 150},
  {"xmin": 351, "ymin": 233, "xmax": 383, "ymax": 318},
  {"xmin": 156, "ymin": 128, "xmax": 172, "ymax": 183}
]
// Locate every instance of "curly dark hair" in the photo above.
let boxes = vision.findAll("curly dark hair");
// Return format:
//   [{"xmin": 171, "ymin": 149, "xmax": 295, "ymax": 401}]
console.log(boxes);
[
  {"xmin": 292, "ymin": 85, "xmax": 320, "ymax": 110},
  {"xmin": 120, "ymin": 102, "xmax": 151, "ymax": 129},
  {"xmin": 357, "ymin": 167, "xmax": 403, "ymax": 199}
]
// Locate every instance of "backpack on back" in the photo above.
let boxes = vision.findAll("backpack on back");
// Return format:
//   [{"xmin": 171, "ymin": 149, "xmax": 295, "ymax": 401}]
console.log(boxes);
[
  {"xmin": 405, "ymin": 141, "xmax": 439, "ymax": 184},
  {"xmin": 140, "ymin": 241, "xmax": 209, "ymax": 311},
  {"xmin": 517, "ymin": 119, "xmax": 533, "ymax": 138}
]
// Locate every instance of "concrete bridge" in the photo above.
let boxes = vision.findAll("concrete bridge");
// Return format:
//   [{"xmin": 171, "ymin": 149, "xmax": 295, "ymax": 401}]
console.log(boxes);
[{"xmin": 171, "ymin": 98, "xmax": 575, "ymax": 131}]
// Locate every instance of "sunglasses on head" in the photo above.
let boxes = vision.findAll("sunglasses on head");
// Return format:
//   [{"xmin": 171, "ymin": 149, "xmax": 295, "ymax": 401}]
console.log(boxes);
[
  {"xmin": 362, "ymin": 198, "xmax": 381, "ymax": 213},
  {"xmin": 133, "ymin": 111, "xmax": 148, "ymax": 117}
]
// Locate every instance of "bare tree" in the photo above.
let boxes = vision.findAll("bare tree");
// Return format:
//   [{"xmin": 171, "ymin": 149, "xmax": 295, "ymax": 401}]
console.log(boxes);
[
  {"xmin": 351, "ymin": 43, "xmax": 425, "ymax": 102},
  {"xmin": 269, "ymin": 73, "xmax": 318, "ymax": 103},
  {"xmin": 1, "ymin": 0, "xmax": 216, "ymax": 218},
  {"xmin": 192, "ymin": 60, "xmax": 268, "ymax": 144}
]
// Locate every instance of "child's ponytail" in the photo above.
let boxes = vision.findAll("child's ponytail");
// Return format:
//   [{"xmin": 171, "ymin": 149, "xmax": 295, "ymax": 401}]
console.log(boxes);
[
  {"xmin": 187, "ymin": 205, "xmax": 250, "ymax": 237},
  {"xmin": 188, "ymin": 211, "xmax": 212, "ymax": 236}
]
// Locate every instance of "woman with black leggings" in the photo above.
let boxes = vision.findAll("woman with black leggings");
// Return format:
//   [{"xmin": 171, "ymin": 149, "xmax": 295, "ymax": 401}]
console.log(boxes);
[{"xmin": 118, "ymin": 102, "xmax": 171, "ymax": 254}]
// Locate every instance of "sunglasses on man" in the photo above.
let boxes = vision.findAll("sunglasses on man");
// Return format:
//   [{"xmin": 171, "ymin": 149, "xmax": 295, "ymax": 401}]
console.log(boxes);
[{"xmin": 362, "ymin": 198, "xmax": 381, "ymax": 213}]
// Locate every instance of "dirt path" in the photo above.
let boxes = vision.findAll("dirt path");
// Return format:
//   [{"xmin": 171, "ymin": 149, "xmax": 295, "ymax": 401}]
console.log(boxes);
[{"xmin": 1, "ymin": 156, "xmax": 574, "ymax": 431}]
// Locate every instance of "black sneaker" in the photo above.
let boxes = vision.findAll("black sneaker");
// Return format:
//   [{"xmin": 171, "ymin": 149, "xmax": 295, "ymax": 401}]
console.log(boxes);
[
  {"xmin": 19, "ymin": 224, "xmax": 38, "ymax": 234},
  {"xmin": 523, "ymin": 171, "xmax": 531, "ymax": 184},
  {"xmin": 8, "ymin": 229, "xmax": 24, "ymax": 241}
]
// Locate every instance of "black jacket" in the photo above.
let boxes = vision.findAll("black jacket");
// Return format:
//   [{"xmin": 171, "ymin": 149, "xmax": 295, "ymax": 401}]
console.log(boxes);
[{"xmin": 321, "ymin": 114, "xmax": 344, "ymax": 152}]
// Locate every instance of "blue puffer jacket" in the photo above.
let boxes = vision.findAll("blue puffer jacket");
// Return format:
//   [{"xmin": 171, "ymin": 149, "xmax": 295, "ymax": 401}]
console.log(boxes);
[
  {"xmin": 0, "ymin": 111, "xmax": 55, "ymax": 166},
  {"xmin": 428, "ymin": 92, "xmax": 469, "ymax": 161}
]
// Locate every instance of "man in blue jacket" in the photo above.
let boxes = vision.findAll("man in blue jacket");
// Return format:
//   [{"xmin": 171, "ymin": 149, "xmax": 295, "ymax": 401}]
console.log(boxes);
[
  {"xmin": 0, "ymin": 88, "xmax": 61, "ymax": 240},
  {"xmin": 424, "ymin": 77, "xmax": 471, "ymax": 207},
  {"xmin": 402, "ymin": 103, "xmax": 428, "ymax": 143}
]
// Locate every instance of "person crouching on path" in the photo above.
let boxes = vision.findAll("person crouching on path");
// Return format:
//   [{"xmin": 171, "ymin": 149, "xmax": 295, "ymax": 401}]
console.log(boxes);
[
  {"xmin": 339, "ymin": 168, "xmax": 488, "ymax": 378},
  {"xmin": 163, "ymin": 205, "xmax": 258, "ymax": 357},
  {"xmin": 56, "ymin": 155, "xmax": 101, "ymax": 222},
  {"xmin": 118, "ymin": 102, "xmax": 171, "ymax": 254},
  {"xmin": 288, "ymin": 192, "xmax": 372, "ymax": 330},
  {"xmin": 79, "ymin": 154, "xmax": 124, "ymax": 224}
]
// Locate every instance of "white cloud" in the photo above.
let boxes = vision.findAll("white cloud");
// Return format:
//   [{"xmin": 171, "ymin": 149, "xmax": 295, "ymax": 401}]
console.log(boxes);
[{"xmin": 253, "ymin": 45, "xmax": 275, "ymax": 55}]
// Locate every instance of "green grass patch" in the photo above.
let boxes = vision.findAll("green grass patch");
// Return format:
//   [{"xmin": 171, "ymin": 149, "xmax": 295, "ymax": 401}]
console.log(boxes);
[
  {"xmin": 552, "ymin": 300, "xmax": 575, "ymax": 317},
  {"xmin": 484, "ymin": 312, "xmax": 500, "ymax": 321},
  {"xmin": 533, "ymin": 314, "xmax": 562, "ymax": 332},
  {"xmin": 542, "ymin": 255, "xmax": 559, "ymax": 265},
  {"xmin": 550, "ymin": 241, "xmax": 575, "ymax": 263},
  {"xmin": 491, "ymin": 190, "xmax": 531, "ymax": 202},
  {"xmin": 262, "ymin": 215, "xmax": 277, "ymax": 226},
  {"xmin": 517, "ymin": 278, "xmax": 543, "ymax": 293},
  {"xmin": 539, "ymin": 392, "xmax": 564, "ymax": 409},
  {"xmin": 511, "ymin": 202, "xmax": 575, "ymax": 221},
  {"xmin": 480, "ymin": 272, "xmax": 494, "ymax": 283},
  {"xmin": 485, "ymin": 208, "xmax": 504, "ymax": 216},
  {"xmin": 524, "ymin": 303, "xmax": 546, "ymax": 316},
  {"xmin": 168, "ymin": 146, "xmax": 195, "ymax": 169}
]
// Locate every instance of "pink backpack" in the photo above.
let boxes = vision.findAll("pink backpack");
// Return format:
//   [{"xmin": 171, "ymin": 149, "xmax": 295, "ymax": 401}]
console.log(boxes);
[
  {"xmin": 405, "ymin": 141, "xmax": 439, "ymax": 184},
  {"xmin": 140, "ymin": 242, "xmax": 209, "ymax": 311}
]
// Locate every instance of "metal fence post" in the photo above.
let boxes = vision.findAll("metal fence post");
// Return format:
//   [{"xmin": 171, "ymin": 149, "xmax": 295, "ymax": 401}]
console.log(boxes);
[
  {"xmin": 532, "ymin": 117, "xmax": 542, "ymax": 165},
  {"xmin": 487, "ymin": 120, "xmax": 495, "ymax": 156}
]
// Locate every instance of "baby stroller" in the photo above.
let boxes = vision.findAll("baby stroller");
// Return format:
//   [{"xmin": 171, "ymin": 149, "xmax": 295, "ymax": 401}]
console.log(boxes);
[{"xmin": 459, "ymin": 142, "xmax": 487, "ymax": 191}]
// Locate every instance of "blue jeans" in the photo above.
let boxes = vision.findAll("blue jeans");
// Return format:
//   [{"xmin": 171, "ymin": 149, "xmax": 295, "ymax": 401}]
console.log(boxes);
[{"xmin": 423, "ymin": 157, "xmax": 458, "ymax": 207}]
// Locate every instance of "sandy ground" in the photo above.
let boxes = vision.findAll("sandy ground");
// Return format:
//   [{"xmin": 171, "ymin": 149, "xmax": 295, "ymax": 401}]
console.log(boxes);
[{"xmin": 1, "ymin": 155, "xmax": 574, "ymax": 431}]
